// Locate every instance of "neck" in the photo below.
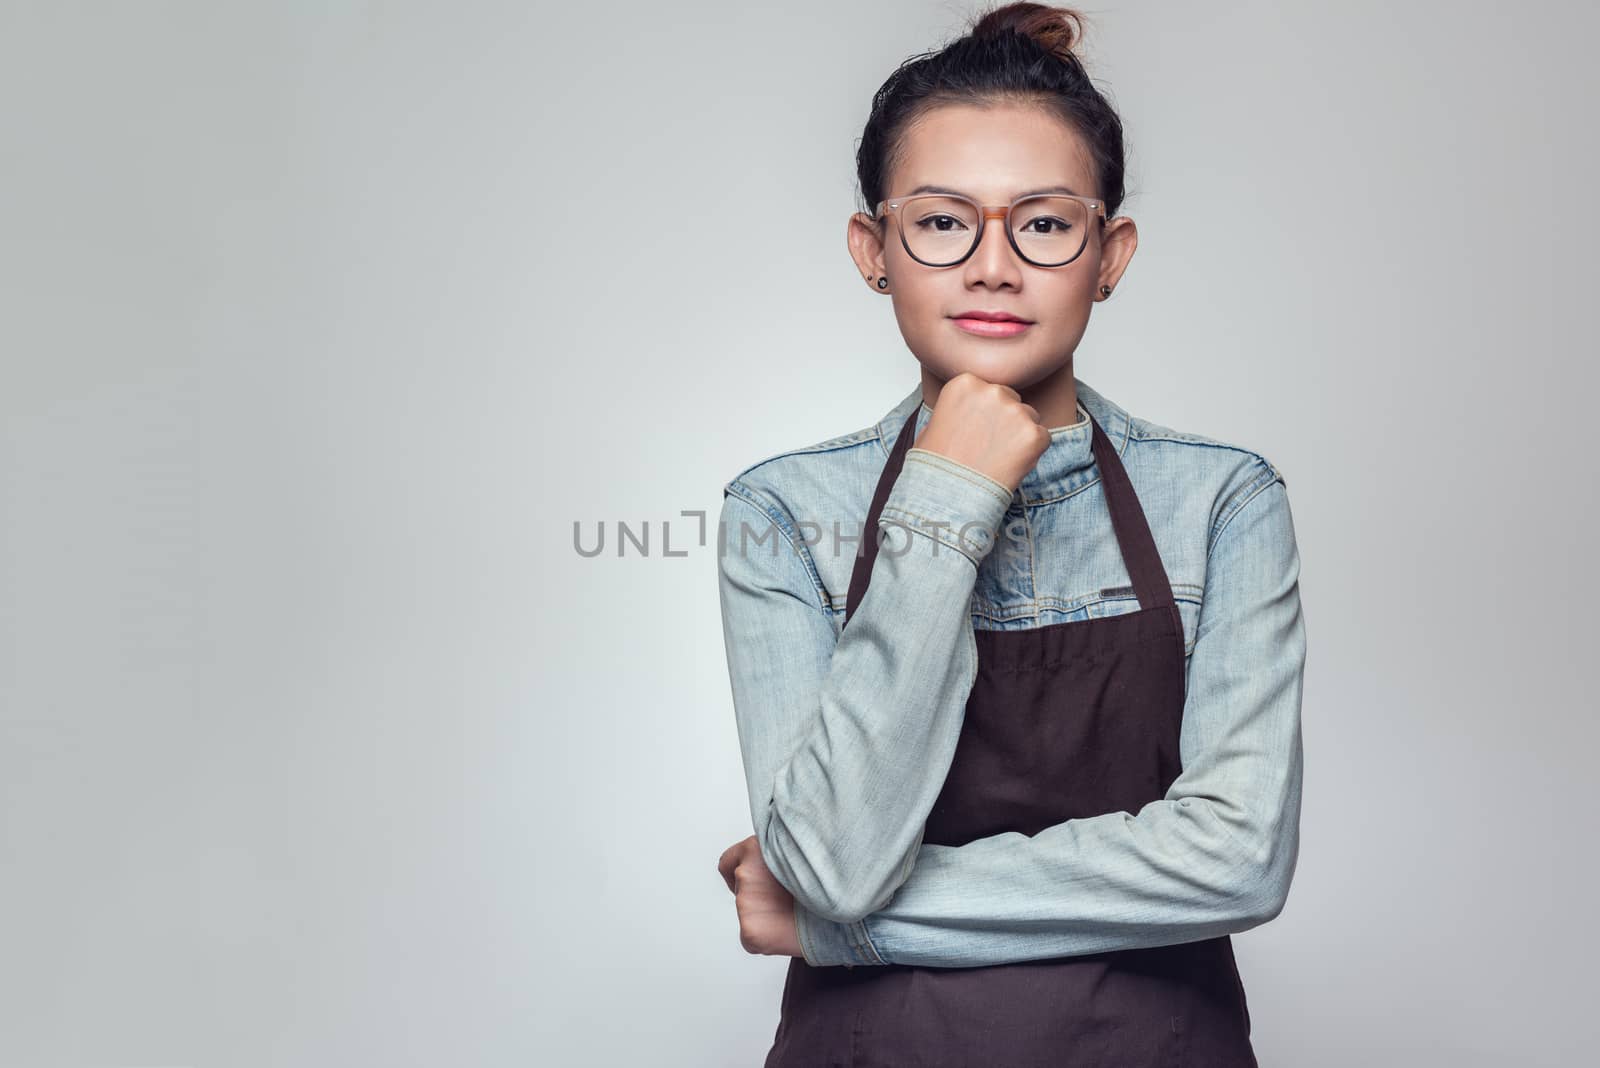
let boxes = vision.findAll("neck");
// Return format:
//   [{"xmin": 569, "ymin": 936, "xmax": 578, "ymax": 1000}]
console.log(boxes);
[{"xmin": 920, "ymin": 359, "xmax": 1080, "ymax": 430}]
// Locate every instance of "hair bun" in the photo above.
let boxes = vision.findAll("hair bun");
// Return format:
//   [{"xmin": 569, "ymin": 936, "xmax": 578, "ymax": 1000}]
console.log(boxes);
[
  {"xmin": 971, "ymin": 2, "xmax": 1086, "ymax": 62},
  {"xmin": 854, "ymin": 0, "xmax": 1126, "ymax": 223}
]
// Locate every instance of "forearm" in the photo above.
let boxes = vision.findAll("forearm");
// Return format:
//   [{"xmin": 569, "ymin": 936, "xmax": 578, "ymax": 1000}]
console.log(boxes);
[
  {"xmin": 722, "ymin": 449, "xmax": 1014, "ymax": 925},
  {"xmin": 796, "ymin": 783, "xmax": 1300, "ymax": 968},
  {"xmin": 753, "ymin": 534, "xmax": 978, "ymax": 924}
]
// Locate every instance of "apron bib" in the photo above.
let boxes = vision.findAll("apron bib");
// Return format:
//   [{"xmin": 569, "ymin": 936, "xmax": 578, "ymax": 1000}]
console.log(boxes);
[{"xmin": 764, "ymin": 404, "xmax": 1257, "ymax": 1068}]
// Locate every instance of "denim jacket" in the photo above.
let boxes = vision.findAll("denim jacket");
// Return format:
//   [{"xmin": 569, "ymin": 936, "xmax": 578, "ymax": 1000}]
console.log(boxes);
[{"xmin": 715, "ymin": 377, "xmax": 1306, "ymax": 969}]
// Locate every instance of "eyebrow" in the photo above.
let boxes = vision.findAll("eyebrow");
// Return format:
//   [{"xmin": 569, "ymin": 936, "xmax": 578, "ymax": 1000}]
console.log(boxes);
[{"xmin": 907, "ymin": 183, "xmax": 1082, "ymax": 199}]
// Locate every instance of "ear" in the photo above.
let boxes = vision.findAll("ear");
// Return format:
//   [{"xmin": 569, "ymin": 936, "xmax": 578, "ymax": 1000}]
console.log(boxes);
[
  {"xmin": 847, "ymin": 211, "xmax": 891, "ymax": 290},
  {"xmin": 1096, "ymin": 215, "xmax": 1138, "ymax": 298}
]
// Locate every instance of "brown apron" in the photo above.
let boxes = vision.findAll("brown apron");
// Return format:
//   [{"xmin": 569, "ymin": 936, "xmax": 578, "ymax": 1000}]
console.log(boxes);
[{"xmin": 764, "ymin": 405, "xmax": 1257, "ymax": 1067}]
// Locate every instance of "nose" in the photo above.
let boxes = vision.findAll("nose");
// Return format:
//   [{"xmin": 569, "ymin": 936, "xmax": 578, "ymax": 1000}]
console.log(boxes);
[{"xmin": 962, "ymin": 206, "xmax": 1024, "ymax": 289}]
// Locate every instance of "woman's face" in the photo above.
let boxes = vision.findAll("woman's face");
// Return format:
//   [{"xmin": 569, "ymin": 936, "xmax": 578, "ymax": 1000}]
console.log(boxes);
[{"xmin": 848, "ymin": 101, "xmax": 1137, "ymax": 394}]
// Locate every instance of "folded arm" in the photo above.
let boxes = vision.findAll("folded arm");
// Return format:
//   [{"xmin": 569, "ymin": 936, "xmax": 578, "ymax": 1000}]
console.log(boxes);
[
  {"xmin": 718, "ymin": 448, "xmax": 1013, "ymax": 928},
  {"xmin": 795, "ymin": 470, "xmax": 1307, "ymax": 968}
]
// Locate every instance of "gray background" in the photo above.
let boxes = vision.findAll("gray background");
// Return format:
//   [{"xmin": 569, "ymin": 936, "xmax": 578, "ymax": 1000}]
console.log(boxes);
[{"xmin": 2, "ymin": 1, "xmax": 1594, "ymax": 1064}]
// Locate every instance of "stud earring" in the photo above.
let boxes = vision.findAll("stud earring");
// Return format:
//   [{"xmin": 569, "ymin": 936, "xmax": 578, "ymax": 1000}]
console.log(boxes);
[
  {"xmin": 877, "ymin": 276, "xmax": 889, "ymax": 289},
  {"xmin": 1100, "ymin": 285, "xmax": 1112, "ymax": 297}
]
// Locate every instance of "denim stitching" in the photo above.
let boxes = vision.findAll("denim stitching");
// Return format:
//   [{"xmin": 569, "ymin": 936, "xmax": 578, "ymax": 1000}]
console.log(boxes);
[
  {"xmin": 903, "ymin": 448, "xmax": 1013, "ymax": 506},
  {"xmin": 722, "ymin": 484, "xmax": 831, "ymax": 613},
  {"xmin": 1208, "ymin": 461, "xmax": 1283, "ymax": 554},
  {"xmin": 852, "ymin": 918, "xmax": 887, "ymax": 965},
  {"xmin": 794, "ymin": 907, "xmax": 818, "ymax": 965},
  {"xmin": 723, "ymin": 426, "xmax": 882, "ymax": 488},
  {"xmin": 879, "ymin": 505, "xmax": 992, "ymax": 565}
]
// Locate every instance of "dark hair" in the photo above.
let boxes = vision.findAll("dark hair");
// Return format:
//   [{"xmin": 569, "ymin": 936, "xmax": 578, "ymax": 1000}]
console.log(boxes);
[{"xmin": 855, "ymin": 3, "xmax": 1128, "ymax": 223}]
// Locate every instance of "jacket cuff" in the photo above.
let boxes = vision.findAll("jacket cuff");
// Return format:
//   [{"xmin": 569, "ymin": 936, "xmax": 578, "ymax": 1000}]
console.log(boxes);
[
  {"xmin": 794, "ymin": 902, "xmax": 885, "ymax": 967},
  {"xmin": 880, "ymin": 449, "xmax": 1014, "ymax": 567}
]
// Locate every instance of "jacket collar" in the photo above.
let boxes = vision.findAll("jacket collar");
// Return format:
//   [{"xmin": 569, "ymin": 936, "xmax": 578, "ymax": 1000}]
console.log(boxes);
[{"xmin": 875, "ymin": 375, "xmax": 1131, "ymax": 506}]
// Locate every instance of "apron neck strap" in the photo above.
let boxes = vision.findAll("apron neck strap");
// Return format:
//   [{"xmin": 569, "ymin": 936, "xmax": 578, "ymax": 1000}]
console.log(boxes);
[{"xmin": 1086, "ymin": 410, "xmax": 1177, "ymax": 619}]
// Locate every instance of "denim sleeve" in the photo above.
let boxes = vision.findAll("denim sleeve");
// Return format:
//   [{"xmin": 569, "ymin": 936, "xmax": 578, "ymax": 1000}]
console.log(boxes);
[
  {"xmin": 795, "ymin": 472, "xmax": 1307, "ymax": 968},
  {"xmin": 717, "ymin": 449, "xmax": 1013, "ymax": 933}
]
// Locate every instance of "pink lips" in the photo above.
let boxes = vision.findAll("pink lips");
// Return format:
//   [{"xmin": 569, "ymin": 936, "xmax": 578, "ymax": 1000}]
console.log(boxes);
[{"xmin": 952, "ymin": 317, "xmax": 1032, "ymax": 337}]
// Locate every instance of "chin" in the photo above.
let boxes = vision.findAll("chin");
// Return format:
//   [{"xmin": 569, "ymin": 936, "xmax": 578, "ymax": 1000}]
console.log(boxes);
[{"xmin": 944, "ymin": 344, "xmax": 1043, "ymax": 383}]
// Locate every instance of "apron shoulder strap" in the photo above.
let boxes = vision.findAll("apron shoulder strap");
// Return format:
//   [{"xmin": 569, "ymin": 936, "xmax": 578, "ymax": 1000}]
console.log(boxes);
[{"xmin": 844, "ymin": 406, "xmax": 921, "ymax": 628}]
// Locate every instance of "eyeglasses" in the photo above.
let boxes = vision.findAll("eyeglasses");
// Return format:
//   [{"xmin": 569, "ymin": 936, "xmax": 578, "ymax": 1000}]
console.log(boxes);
[{"xmin": 872, "ymin": 192, "xmax": 1107, "ymax": 268}]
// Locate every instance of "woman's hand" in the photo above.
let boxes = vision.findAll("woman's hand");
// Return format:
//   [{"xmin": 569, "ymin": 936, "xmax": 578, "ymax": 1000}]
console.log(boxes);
[
  {"xmin": 915, "ymin": 371, "xmax": 1051, "ymax": 493},
  {"xmin": 717, "ymin": 835, "xmax": 804, "ymax": 958}
]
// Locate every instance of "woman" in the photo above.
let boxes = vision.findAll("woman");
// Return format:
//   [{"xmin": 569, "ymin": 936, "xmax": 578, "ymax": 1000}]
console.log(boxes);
[{"xmin": 715, "ymin": 4, "xmax": 1306, "ymax": 1064}]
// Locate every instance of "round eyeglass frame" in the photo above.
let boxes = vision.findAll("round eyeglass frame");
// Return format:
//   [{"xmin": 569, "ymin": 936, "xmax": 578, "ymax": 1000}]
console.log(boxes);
[{"xmin": 872, "ymin": 192, "xmax": 1108, "ymax": 268}]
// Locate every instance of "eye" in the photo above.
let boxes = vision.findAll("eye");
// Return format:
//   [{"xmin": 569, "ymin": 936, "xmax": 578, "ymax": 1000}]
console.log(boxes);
[
  {"xmin": 1021, "ymin": 216, "xmax": 1074, "ymax": 234},
  {"xmin": 914, "ymin": 213, "xmax": 970, "ymax": 233}
]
